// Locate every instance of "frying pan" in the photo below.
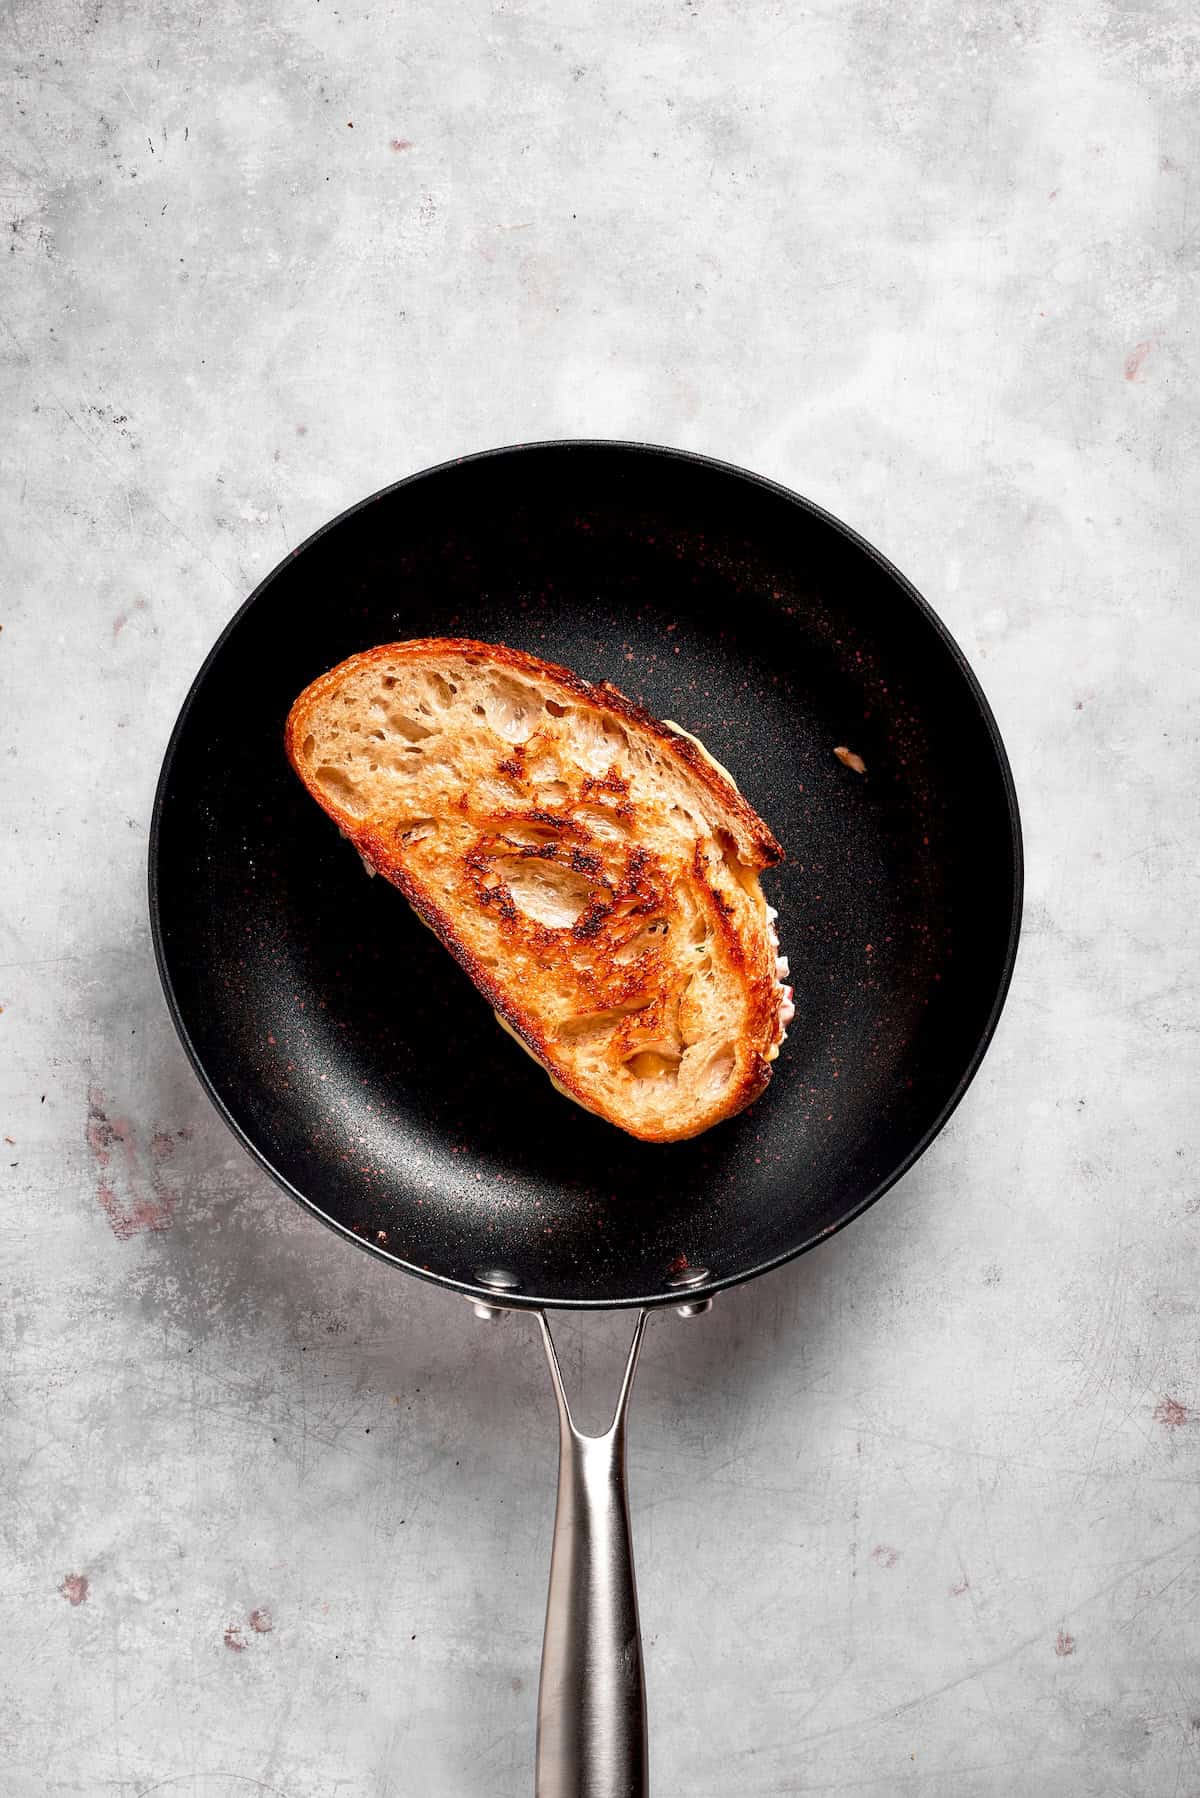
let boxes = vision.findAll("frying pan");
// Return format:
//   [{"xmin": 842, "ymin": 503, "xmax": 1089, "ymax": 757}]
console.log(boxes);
[{"xmin": 150, "ymin": 441, "xmax": 1022, "ymax": 1796}]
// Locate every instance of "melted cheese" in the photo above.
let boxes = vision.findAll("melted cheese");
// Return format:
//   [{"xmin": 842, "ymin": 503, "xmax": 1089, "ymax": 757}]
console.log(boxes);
[
  {"xmin": 661, "ymin": 719, "xmax": 742, "ymax": 792},
  {"xmin": 492, "ymin": 1011, "xmax": 596, "ymax": 1113}
]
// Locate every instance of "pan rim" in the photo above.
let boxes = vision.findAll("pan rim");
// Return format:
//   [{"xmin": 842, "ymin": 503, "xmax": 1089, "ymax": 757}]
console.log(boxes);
[{"xmin": 148, "ymin": 438, "xmax": 1024, "ymax": 1310}]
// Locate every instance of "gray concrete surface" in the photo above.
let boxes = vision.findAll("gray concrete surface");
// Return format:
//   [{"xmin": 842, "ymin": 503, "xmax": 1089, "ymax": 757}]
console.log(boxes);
[{"xmin": 2, "ymin": 0, "xmax": 1198, "ymax": 1792}]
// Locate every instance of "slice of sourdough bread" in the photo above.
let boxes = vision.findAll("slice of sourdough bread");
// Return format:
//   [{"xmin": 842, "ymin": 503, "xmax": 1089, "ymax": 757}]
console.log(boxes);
[{"xmin": 286, "ymin": 639, "xmax": 789, "ymax": 1142}]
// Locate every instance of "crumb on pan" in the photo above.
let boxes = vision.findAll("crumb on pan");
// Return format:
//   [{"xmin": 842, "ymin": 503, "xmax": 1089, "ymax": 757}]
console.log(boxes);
[{"xmin": 834, "ymin": 745, "xmax": 867, "ymax": 775}]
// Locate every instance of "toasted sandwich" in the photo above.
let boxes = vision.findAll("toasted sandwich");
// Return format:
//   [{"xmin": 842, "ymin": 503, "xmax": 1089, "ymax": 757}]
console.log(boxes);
[{"xmin": 286, "ymin": 639, "xmax": 792, "ymax": 1142}]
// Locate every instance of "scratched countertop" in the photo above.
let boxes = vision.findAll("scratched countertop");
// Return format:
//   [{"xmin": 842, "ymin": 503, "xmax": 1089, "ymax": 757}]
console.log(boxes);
[{"xmin": 2, "ymin": 2, "xmax": 1198, "ymax": 1794}]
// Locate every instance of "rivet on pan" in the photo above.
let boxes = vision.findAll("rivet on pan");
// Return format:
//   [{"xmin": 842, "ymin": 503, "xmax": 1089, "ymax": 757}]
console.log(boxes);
[
  {"xmin": 469, "ymin": 1299, "xmax": 508, "ymax": 1322},
  {"xmin": 475, "ymin": 1267, "xmax": 520, "ymax": 1290},
  {"xmin": 666, "ymin": 1265, "xmax": 713, "ymax": 1318}
]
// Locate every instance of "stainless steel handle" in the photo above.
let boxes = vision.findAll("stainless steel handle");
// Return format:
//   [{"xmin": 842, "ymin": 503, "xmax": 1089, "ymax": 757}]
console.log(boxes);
[{"xmin": 535, "ymin": 1311, "xmax": 649, "ymax": 1798}]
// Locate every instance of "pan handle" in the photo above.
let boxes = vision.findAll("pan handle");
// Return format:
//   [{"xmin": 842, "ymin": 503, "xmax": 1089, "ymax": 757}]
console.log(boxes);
[{"xmin": 535, "ymin": 1311, "xmax": 649, "ymax": 1798}]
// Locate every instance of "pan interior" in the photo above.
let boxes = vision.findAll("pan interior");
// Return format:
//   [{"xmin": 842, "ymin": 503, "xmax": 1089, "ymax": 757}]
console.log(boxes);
[{"xmin": 151, "ymin": 444, "xmax": 1020, "ymax": 1307}]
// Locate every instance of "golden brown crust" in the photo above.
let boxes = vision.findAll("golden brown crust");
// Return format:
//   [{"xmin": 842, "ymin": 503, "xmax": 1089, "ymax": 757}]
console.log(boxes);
[
  {"xmin": 285, "ymin": 638, "xmax": 786, "ymax": 1143},
  {"xmin": 286, "ymin": 639, "xmax": 783, "ymax": 866},
  {"xmin": 348, "ymin": 825, "xmax": 775, "ymax": 1143}
]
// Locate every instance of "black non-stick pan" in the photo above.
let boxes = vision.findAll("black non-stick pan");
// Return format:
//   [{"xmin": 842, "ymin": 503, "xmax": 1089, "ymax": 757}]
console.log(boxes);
[{"xmin": 150, "ymin": 441, "xmax": 1021, "ymax": 1796}]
